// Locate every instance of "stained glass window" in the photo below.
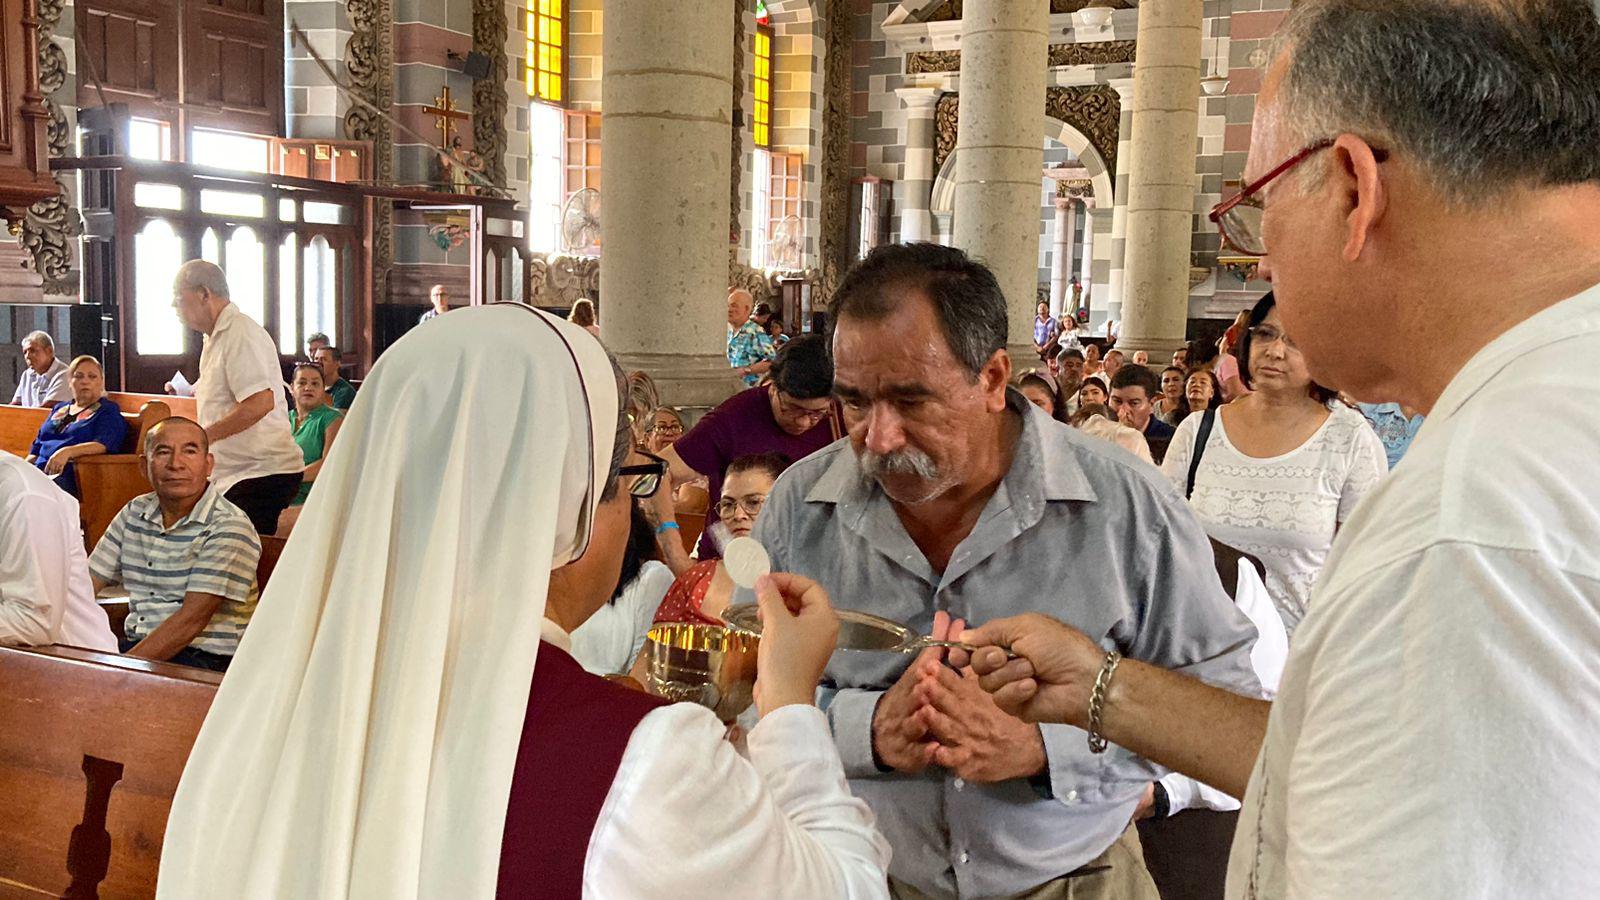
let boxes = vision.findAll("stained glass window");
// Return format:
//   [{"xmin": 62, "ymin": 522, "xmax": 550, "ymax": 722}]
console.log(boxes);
[
  {"xmin": 752, "ymin": 25, "xmax": 773, "ymax": 148},
  {"xmin": 526, "ymin": 0, "xmax": 565, "ymax": 104},
  {"xmin": 756, "ymin": 0, "xmax": 770, "ymax": 26}
]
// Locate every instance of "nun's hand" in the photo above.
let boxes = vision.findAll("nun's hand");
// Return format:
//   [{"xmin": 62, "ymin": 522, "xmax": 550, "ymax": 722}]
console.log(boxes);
[{"xmin": 753, "ymin": 573, "xmax": 839, "ymax": 717}]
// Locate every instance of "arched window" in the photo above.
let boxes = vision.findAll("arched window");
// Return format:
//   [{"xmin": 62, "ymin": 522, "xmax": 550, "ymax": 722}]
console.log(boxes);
[
  {"xmin": 134, "ymin": 219, "xmax": 185, "ymax": 355},
  {"xmin": 226, "ymin": 227, "xmax": 266, "ymax": 325},
  {"xmin": 278, "ymin": 232, "xmax": 299, "ymax": 354},
  {"xmin": 304, "ymin": 236, "xmax": 338, "ymax": 346}
]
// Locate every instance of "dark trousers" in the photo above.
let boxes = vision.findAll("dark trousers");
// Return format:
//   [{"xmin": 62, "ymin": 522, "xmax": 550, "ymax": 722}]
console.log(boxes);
[
  {"xmin": 118, "ymin": 638, "xmax": 233, "ymax": 672},
  {"xmin": 225, "ymin": 471, "xmax": 303, "ymax": 534}
]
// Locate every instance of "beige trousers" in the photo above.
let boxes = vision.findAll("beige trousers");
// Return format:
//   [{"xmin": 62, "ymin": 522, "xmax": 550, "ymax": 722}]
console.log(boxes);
[{"xmin": 889, "ymin": 823, "xmax": 1161, "ymax": 900}]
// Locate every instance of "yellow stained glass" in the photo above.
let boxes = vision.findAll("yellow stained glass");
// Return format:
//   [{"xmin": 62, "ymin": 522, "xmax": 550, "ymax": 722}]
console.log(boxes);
[
  {"xmin": 527, "ymin": 0, "xmax": 565, "ymax": 103},
  {"xmin": 753, "ymin": 26, "xmax": 773, "ymax": 147}
]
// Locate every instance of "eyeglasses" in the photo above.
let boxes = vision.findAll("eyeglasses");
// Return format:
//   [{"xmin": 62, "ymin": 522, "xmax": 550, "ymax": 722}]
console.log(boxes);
[
  {"xmin": 715, "ymin": 495, "xmax": 768, "ymax": 518},
  {"xmin": 1209, "ymin": 139, "xmax": 1335, "ymax": 257},
  {"xmin": 775, "ymin": 392, "xmax": 832, "ymax": 425},
  {"xmin": 649, "ymin": 422, "xmax": 684, "ymax": 437},
  {"xmin": 619, "ymin": 456, "xmax": 667, "ymax": 498},
  {"xmin": 1248, "ymin": 325, "xmax": 1298, "ymax": 350}
]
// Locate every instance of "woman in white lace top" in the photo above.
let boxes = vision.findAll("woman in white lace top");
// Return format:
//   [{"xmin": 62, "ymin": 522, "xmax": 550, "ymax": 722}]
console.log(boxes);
[{"xmin": 1162, "ymin": 294, "xmax": 1387, "ymax": 636}]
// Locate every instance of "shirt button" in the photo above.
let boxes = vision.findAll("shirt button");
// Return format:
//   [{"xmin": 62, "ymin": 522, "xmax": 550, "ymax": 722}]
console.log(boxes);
[
  {"xmin": 1065, "ymin": 790, "xmax": 1079, "ymax": 803},
  {"xmin": 959, "ymin": 852, "xmax": 970, "ymax": 865},
  {"xmin": 953, "ymin": 778, "xmax": 965, "ymax": 791}
]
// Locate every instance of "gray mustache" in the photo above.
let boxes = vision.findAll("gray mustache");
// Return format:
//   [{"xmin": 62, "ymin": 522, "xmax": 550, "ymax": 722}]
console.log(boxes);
[{"xmin": 858, "ymin": 447, "xmax": 940, "ymax": 481}]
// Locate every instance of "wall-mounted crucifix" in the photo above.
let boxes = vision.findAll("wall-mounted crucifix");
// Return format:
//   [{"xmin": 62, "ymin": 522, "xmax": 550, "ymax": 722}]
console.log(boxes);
[{"xmin": 422, "ymin": 86, "xmax": 471, "ymax": 147}]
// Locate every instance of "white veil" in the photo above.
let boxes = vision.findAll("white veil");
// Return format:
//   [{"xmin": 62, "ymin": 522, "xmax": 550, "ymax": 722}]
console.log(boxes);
[{"xmin": 156, "ymin": 305, "xmax": 620, "ymax": 899}]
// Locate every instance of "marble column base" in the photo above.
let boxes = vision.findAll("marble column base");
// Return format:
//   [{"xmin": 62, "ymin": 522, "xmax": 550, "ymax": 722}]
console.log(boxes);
[{"xmin": 614, "ymin": 351, "xmax": 747, "ymax": 411}]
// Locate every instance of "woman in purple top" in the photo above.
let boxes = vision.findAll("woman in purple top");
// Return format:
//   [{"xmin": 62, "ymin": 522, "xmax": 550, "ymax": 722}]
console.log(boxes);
[
  {"xmin": 27, "ymin": 355, "xmax": 129, "ymax": 497},
  {"xmin": 661, "ymin": 335, "xmax": 841, "ymax": 559}
]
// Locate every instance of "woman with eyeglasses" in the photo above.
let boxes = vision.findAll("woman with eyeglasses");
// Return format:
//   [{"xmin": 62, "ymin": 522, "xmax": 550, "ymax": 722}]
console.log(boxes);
[
  {"xmin": 650, "ymin": 452, "xmax": 790, "ymax": 626},
  {"xmin": 1161, "ymin": 293, "xmax": 1388, "ymax": 637}
]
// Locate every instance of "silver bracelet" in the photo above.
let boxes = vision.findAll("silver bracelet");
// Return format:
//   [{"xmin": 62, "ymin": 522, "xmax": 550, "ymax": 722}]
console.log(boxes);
[{"xmin": 1086, "ymin": 649, "xmax": 1122, "ymax": 754}]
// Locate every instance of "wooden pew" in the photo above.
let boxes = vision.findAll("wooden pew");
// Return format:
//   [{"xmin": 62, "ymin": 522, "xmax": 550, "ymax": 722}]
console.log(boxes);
[
  {"xmin": 0, "ymin": 644, "xmax": 220, "ymax": 898},
  {"xmin": 76, "ymin": 399, "xmax": 173, "ymax": 551},
  {"xmin": 107, "ymin": 392, "xmax": 196, "ymax": 422},
  {"xmin": 0, "ymin": 403, "xmax": 50, "ymax": 457}
]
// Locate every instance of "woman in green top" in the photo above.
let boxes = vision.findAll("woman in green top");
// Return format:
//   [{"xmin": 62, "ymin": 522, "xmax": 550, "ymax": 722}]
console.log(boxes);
[{"xmin": 288, "ymin": 362, "xmax": 344, "ymax": 508}]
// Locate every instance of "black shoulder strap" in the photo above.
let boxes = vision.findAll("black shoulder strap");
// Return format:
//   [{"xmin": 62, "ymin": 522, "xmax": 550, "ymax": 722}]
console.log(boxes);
[{"xmin": 1185, "ymin": 408, "xmax": 1217, "ymax": 500}]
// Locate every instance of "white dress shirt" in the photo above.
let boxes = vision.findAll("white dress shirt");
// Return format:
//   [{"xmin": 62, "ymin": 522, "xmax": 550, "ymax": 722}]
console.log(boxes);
[
  {"xmin": 1228, "ymin": 282, "xmax": 1600, "ymax": 899},
  {"xmin": 197, "ymin": 303, "xmax": 304, "ymax": 493},
  {"xmin": 10, "ymin": 356, "xmax": 70, "ymax": 407},
  {"xmin": 569, "ymin": 560, "xmax": 673, "ymax": 675},
  {"xmin": 0, "ymin": 453, "xmax": 117, "ymax": 651},
  {"xmin": 538, "ymin": 619, "xmax": 893, "ymax": 898}
]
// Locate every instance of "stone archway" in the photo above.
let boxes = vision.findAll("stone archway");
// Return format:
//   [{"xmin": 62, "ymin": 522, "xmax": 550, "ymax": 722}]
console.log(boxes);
[{"xmin": 929, "ymin": 115, "xmax": 1114, "ymax": 215}]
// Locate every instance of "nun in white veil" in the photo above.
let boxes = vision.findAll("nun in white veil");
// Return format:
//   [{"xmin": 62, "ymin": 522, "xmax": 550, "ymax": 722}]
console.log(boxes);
[{"xmin": 156, "ymin": 304, "xmax": 889, "ymax": 899}]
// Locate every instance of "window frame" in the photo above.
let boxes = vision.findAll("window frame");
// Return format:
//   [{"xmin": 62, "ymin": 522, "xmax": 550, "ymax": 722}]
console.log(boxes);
[
  {"xmin": 752, "ymin": 24, "xmax": 774, "ymax": 149},
  {"xmin": 526, "ymin": 0, "xmax": 569, "ymax": 107}
]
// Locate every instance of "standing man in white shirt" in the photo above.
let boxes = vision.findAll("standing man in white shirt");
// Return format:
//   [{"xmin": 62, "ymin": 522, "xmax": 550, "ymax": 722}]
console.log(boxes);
[
  {"xmin": 960, "ymin": 2, "xmax": 1600, "ymax": 897},
  {"xmin": 172, "ymin": 260, "xmax": 304, "ymax": 534},
  {"xmin": 0, "ymin": 452, "xmax": 117, "ymax": 650},
  {"xmin": 9, "ymin": 331, "xmax": 71, "ymax": 407}
]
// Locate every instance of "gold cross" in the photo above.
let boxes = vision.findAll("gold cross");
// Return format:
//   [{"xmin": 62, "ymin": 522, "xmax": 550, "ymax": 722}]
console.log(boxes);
[{"xmin": 421, "ymin": 86, "xmax": 471, "ymax": 147}]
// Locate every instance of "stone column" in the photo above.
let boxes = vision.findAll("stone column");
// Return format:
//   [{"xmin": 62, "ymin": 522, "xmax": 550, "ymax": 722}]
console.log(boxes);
[
  {"xmin": 1104, "ymin": 76, "xmax": 1135, "ymax": 328},
  {"xmin": 1079, "ymin": 200, "xmax": 1097, "ymax": 295},
  {"xmin": 600, "ymin": 0, "xmax": 740, "ymax": 406},
  {"xmin": 896, "ymin": 86, "xmax": 942, "ymax": 243},
  {"xmin": 1117, "ymin": 1, "xmax": 1203, "ymax": 355},
  {"xmin": 950, "ymin": 0, "xmax": 1047, "ymax": 356},
  {"xmin": 1048, "ymin": 197, "xmax": 1075, "ymax": 318}
]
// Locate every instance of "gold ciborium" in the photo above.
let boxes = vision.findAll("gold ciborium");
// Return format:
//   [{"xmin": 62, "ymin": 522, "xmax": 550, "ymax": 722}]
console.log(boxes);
[{"xmin": 643, "ymin": 623, "xmax": 759, "ymax": 724}]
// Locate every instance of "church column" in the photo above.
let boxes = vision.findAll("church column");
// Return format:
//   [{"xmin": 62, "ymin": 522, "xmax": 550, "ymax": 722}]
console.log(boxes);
[
  {"xmin": 896, "ymin": 85, "xmax": 942, "ymax": 243},
  {"xmin": 950, "ymin": 0, "xmax": 1047, "ymax": 355},
  {"xmin": 1117, "ymin": 0, "xmax": 1203, "ymax": 355},
  {"xmin": 1105, "ymin": 76, "xmax": 1135, "ymax": 328},
  {"xmin": 600, "ymin": 0, "xmax": 739, "ymax": 406},
  {"xmin": 1079, "ymin": 199, "xmax": 1097, "ymax": 298},
  {"xmin": 1048, "ymin": 197, "xmax": 1075, "ymax": 318}
]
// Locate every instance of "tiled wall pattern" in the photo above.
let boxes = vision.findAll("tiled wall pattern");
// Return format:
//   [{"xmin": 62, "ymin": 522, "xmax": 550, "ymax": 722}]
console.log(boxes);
[{"xmin": 285, "ymin": 0, "xmax": 353, "ymax": 140}]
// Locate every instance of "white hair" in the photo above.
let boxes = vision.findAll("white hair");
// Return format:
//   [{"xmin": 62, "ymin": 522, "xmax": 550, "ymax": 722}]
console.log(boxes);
[
  {"xmin": 174, "ymin": 259, "xmax": 231, "ymax": 298},
  {"xmin": 20, "ymin": 330, "xmax": 52, "ymax": 351}
]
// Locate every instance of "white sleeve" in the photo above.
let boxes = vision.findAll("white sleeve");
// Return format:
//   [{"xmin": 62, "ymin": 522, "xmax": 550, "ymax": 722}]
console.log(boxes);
[
  {"xmin": 1335, "ymin": 413, "xmax": 1388, "ymax": 523},
  {"xmin": 1283, "ymin": 543, "xmax": 1600, "ymax": 897},
  {"xmin": 0, "ymin": 492, "xmax": 69, "ymax": 646},
  {"xmin": 586, "ymin": 703, "xmax": 891, "ymax": 899},
  {"xmin": 1161, "ymin": 415, "xmax": 1197, "ymax": 493}
]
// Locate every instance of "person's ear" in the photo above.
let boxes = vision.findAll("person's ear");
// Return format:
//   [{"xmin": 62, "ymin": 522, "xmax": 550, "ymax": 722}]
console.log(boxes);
[
  {"xmin": 980, "ymin": 349, "xmax": 1012, "ymax": 412},
  {"xmin": 203, "ymin": 452, "xmax": 215, "ymax": 480},
  {"xmin": 1332, "ymin": 134, "xmax": 1388, "ymax": 263}
]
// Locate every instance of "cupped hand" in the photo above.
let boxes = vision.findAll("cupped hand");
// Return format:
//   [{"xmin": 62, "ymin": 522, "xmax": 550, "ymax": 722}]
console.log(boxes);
[
  {"xmin": 958, "ymin": 613, "xmax": 1109, "ymax": 728},
  {"xmin": 869, "ymin": 611, "xmax": 957, "ymax": 774},
  {"xmin": 914, "ymin": 661, "xmax": 1046, "ymax": 784}
]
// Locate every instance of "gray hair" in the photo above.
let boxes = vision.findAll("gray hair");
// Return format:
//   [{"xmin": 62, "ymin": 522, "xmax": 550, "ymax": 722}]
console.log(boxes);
[
  {"xmin": 1275, "ymin": 0, "xmax": 1600, "ymax": 204},
  {"xmin": 20, "ymin": 330, "xmax": 52, "ymax": 351},
  {"xmin": 174, "ymin": 259, "xmax": 231, "ymax": 298}
]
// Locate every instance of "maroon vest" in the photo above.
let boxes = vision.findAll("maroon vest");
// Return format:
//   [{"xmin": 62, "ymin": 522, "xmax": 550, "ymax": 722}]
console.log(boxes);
[{"xmin": 496, "ymin": 641, "xmax": 667, "ymax": 899}]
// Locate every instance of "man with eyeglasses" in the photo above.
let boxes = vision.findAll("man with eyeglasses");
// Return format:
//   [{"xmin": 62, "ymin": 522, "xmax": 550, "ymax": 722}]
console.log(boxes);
[
  {"xmin": 957, "ymin": 2, "xmax": 1600, "ymax": 897},
  {"xmin": 662, "ymin": 335, "xmax": 841, "ymax": 560}
]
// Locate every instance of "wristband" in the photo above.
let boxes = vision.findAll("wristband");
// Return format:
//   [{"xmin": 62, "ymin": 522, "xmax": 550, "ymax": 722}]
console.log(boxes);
[
  {"xmin": 655, "ymin": 521, "xmax": 680, "ymax": 536},
  {"xmin": 1086, "ymin": 649, "xmax": 1122, "ymax": 754}
]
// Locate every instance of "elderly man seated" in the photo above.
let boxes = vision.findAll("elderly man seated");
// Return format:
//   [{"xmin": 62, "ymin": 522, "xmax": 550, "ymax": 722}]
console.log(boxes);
[
  {"xmin": 89, "ymin": 417, "xmax": 260, "ymax": 672},
  {"xmin": 9, "ymin": 330, "xmax": 70, "ymax": 407}
]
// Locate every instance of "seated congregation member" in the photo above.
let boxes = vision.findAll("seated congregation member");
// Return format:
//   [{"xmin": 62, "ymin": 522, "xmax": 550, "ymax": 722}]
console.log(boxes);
[
  {"xmin": 754, "ymin": 243, "xmax": 1260, "ymax": 899},
  {"xmin": 277, "ymin": 363, "xmax": 344, "ymax": 534},
  {"xmin": 1173, "ymin": 369, "xmax": 1223, "ymax": 426},
  {"xmin": 645, "ymin": 406, "xmax": 685, "ymax": 456},
  {"xmin": 418, "ymin": 282, "xmax": 450, "ymax": 324},
  {"xmin": 664, "ymin": 334, "xmax": 839, "ymax": 560},
  {"xmin": 0, "ymin": 452, "xmax": 117, "ymax": 650},
  {"xmin": 157, "ymin": 304, "xmax": 889, "ymax": 898},
  {"xmin": 1054, "ymin": 346, "xmax": 1085, "ymax": 418},
  {"xmin": 1015, "ymin": 372, "xmax": 1061, "ymax": 420},
  {"xmin": 1153, "ymin": 366, "xmax": 1186, "ymax": 424},
  {"xmin": 1109, "ymin": 365, "xmax": 1177, "ymax": 463},
  {"xmin": 1161, "ymin": 294, "xmax": 1386, "ymax": 637},
  {"xmin": 9, "ymin": 330, "xmax": 70, "ymax": 407},
  {"xmin": 654, "ymin": 452, "xmax": 787, "ymax": 625},
  {"xmin": 312, "ymin": 345, "xmax": 357, "ymax": 411},
  {"xmin": 570, "ymin": 502, "xmax": 676, "ymax": 676},
  {"xmin": 89, "ymin": 417, "xmax": 260, "ymax": 672},
  {"xmin": 27, "ymin": 355, "xmax": 128, "ymax": 497},
  {"xmin": 765, "ymin": 316, "xmax": 791, "ymax": 346},
  {"xmin": 727, "ymin": 288, "xmax": 776, "ymax": 386},
  {"xmin": 568, "ymin": 297, "xmax": 601, "ymax": 337},
  {"xmin": 171, "ymin": 260, "xmax": 305, "ymax": 534},
  {"xmin": 1032, "ymin": 301, "xmax": 1059, "ymax": 362},
  {"xmin": 1081, "ymin": 342, "xmax": 1104, "ymax": 377},
  {"xmin": 1102, "ymin": 348, "xmax": 1126, "ymax": 382},
  {"xmin": 1070, "ymin": 402, "xmax": 1155, "ymax": 465},
  {"xmin": 1077, "ymin": 372, "xmax": 1109, "ymax": 407},
  {"xmin": 306, "ymin": 332, "xmax": 331, "ymax": 357}
]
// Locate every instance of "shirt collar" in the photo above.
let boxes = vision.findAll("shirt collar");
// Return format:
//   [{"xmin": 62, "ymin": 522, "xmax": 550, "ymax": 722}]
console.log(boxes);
[
  {"xmin": 209, "ymin": 301, "xmax": 241, "ymax": 338},
  {"xmin": 539, "ymin": 617, "xmax": 573, "ymax": 653},
  {"xmin": 1431, "ymin": 280, "xmax": 1600, "ymax": 423},
  {"xmin": 138, "ymin": 482, "xmax": 224, "ymax": 530}
]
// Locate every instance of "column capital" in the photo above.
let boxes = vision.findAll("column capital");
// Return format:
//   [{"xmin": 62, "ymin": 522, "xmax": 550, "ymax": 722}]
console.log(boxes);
[
  {"xmin": 895, "ymin": 84, "xmax": 944, "ymax": 110},
  {"xmin": 1054, "ymin": 196, "xmax": 1077, "ymax": 211}
]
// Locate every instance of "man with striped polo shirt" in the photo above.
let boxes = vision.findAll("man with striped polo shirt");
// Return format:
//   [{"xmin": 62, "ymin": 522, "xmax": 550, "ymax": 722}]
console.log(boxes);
[{"xmin": 90, "ymin": 417, "xmax": 261, "ymax": 671}]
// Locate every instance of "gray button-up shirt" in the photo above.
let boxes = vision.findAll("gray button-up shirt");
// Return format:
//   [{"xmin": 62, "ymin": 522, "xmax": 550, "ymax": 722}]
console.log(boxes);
[{"xmin": 754, "ymin": 397, "xmax": 1262, "ymax": 898}]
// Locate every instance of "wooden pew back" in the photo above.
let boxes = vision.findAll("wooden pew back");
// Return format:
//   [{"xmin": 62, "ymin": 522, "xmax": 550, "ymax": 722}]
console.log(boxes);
[
  {"xmin": 107, "ymin": 392, "xmax": 197, "ymax": 423},
  {"xmin": 0, "ymin": 403, "xmax": 50, "ymax": 457},
  {"xmin": 0, "ymin": 645, "xmax": 219, "ymax": 897}
]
